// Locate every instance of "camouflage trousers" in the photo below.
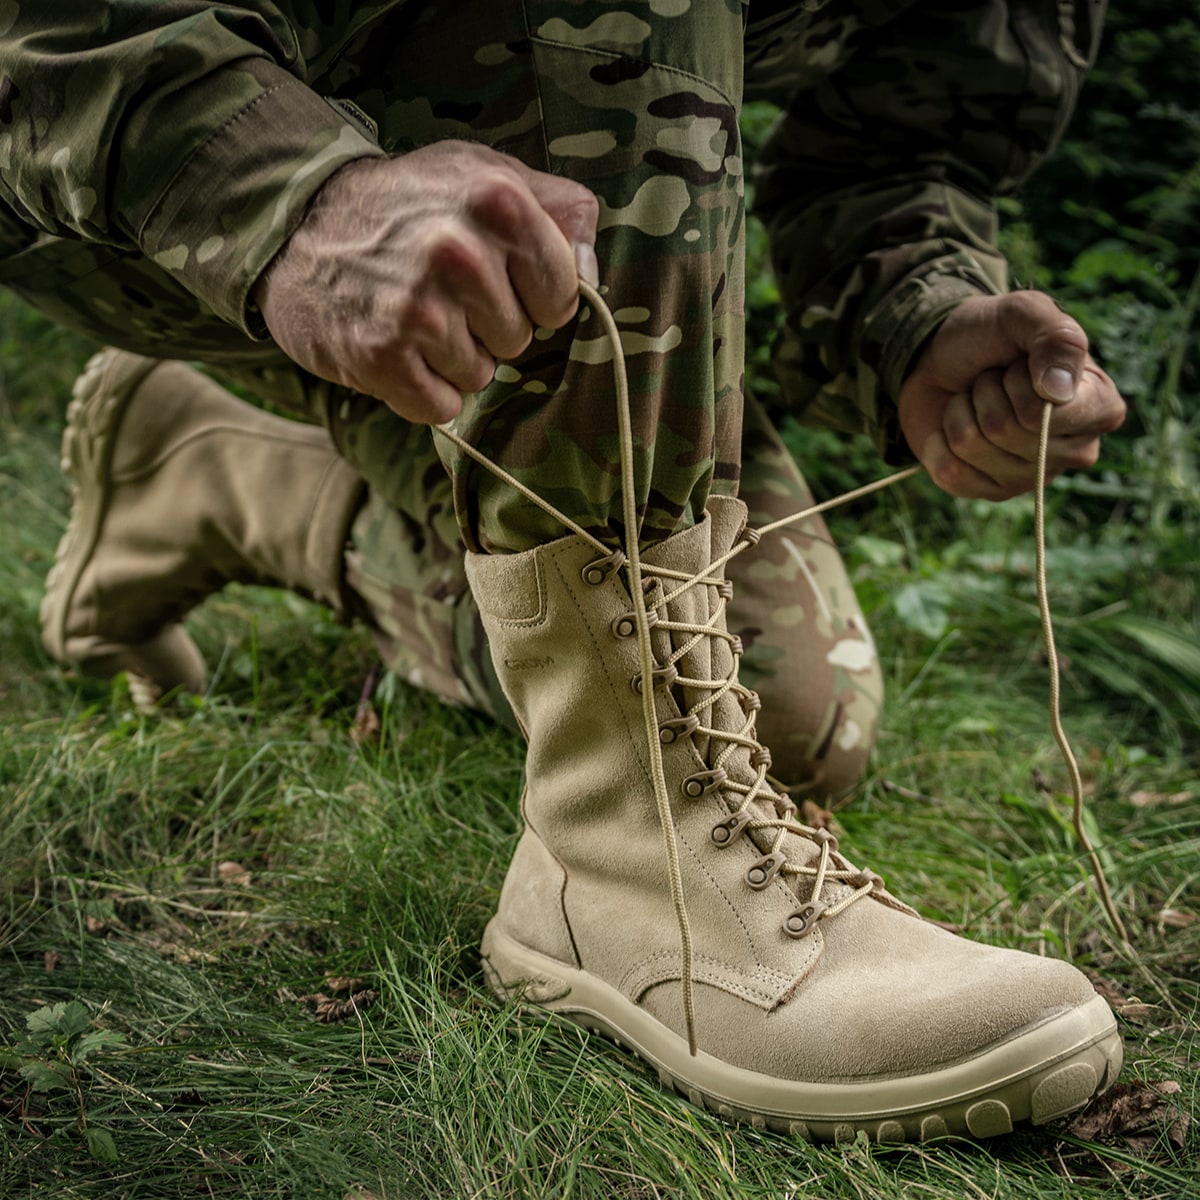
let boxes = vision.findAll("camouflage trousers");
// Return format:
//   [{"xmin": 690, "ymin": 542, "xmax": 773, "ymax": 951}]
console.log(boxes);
[{"xmin": 5, "ymin": 2, "xmax": 882, "ymax": 795}]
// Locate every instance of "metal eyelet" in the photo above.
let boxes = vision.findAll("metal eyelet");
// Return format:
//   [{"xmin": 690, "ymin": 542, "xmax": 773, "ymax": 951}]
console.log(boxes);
[
  {"xmin": 745, "ymin": 850, "xmax": 787, "ymax": 890},
  {"xmin": 631, "ymin": 663, "xmax": 678, "ymax": 694},
  {"xmin": 681, "ymin": 766, "xmax": 727, "ymax": 799},
  {"xmin": 710, "ymin": 811, "xmax": 752, "ymax": 846},
  {"xmin": 659, "ymin": 714, "xmax": 701, "ymax": 745},
  {"xmin": 782, "ymin": 900, "xmax": 826, "ymax": 939},
  {"xmin": 581, "ymin": 549, "xmax": 626, "ymax": 586},
  {"xmin": 611, "ymin": 607, "xmax": 657, "ymax": 639}
]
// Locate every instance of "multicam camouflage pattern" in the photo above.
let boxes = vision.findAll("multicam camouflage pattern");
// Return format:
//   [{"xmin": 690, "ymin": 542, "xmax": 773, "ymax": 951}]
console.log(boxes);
[
  {"xmin": 2, "ymin": 2, "xmax": 1094, "ymax": 785},
  {"xmin": 0, "ymin": 0, "xmax": 1102, "ymax": 534},
  {"xmin": 747, "ymin": 0, "xmax": 1105, "ymax": 457},
  {"xmin": 340, "ymin": 389, "xmax": 883, "ymax": 795},
  {"xmin": 732, "ymin": 391, "xmax": 883, "ymax": 796}
]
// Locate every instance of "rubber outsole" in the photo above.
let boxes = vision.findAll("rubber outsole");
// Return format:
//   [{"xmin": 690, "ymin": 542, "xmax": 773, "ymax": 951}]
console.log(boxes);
[
  {"xmin": 38, "ymin": 351, "xmax": 207, "ymax": 707},
  {"xmin": 481, "ymin": 920, "xmax": 1123, "ymax": 1143},
  {"xmin": 40, "ymin": 351, "xmax": 160, "ymax": 665}
]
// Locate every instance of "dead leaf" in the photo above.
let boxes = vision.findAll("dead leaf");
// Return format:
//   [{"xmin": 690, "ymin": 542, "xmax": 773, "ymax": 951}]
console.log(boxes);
[
  {"xmin": 218, "ymin": 861, "xmax": 251, "ymax": 888},
  {"xmin": 313, "ymin": 990, "xmax": 378, "ymax": 1024},
  {"xmin": 325, "ymin": 974, "xmax": 364, "ymax": 993},
  {"xmin": 1085, "ymin": 975, "xmax": 1156, "ymax": 1023},
  {"xmin": 1068, "ymin": 1080, "xmax": 1190, "ymax": 1155},
  {"xmin": 43, "ymin": 952, "xmax": 58, "ymax": 972},
  {"xmin": 289, "ymin": 987, "xmax": 379, "ymax": 1023}
]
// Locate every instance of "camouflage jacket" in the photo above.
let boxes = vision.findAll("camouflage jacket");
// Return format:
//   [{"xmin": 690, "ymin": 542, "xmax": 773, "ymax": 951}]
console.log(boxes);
[{"xmin": 0, "ymin": 1, "xmax": 1104, "ymax": 449}]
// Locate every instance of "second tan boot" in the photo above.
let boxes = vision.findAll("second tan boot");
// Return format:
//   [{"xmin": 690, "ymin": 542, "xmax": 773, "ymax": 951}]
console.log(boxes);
[{"xmin": 41, "ymin": 349, "xmax": 366, "ymax": 706}]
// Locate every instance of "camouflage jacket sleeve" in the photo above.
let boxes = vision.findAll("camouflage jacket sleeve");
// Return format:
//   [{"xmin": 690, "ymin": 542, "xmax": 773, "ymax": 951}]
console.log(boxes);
[
  {"xmin": 746, "ymin": 0, "xmax": 1105, "ymax": 456},
  {"xmin": 0, "ymin": 4, "xmax": 384, "ymax": 336}
]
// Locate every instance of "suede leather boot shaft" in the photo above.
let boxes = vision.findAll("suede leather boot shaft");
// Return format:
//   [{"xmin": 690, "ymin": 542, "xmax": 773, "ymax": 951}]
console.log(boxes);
[
  {"xmin": 41, "ymin": 349, "xmax": 365, "ymax": 704},
  {"xmin": 468, "ymin": 497, "xmax": 1121, "ymax": 1142}
]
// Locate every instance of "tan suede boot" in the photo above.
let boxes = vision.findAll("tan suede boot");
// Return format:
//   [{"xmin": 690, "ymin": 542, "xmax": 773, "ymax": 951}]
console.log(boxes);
[
  {"xmin": 41, "ymin": 349, "xmax": 365, "ymax": 706},
  {"xmin": 468, "ymin": 496, "xmax": 1121, "ymax": 1142}
]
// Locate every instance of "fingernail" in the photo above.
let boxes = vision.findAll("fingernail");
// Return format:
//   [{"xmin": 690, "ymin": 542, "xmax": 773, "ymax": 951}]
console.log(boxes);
[
  {"xmin": 575, "ymin": 242, "xmax": 599, "ymax": 287},
  {"xmin": 1041, "ymin": 367, "xmax": 1075, "ymax": 402}
]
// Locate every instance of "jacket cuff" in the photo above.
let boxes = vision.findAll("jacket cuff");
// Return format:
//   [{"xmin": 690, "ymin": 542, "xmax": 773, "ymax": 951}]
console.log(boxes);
[
  {"xmin": 867, "ymin": 265, "xmax": 1002, "ymax": 408},
  {"xmin": 136, "ymin": 57, "xmax": 384, "ymax": 337}
]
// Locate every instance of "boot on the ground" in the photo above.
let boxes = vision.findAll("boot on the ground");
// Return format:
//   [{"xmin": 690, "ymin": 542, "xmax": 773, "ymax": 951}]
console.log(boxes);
[
  {"xmin": 41, "ymin": 349, "xmax": 366, "ymax": 707},
  {"xmin": 468, "ymin": 496, "xmax": 1121, "ymax": 1142}
]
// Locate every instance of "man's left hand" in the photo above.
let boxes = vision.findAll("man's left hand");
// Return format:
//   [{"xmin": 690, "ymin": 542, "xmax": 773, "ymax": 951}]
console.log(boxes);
[{"xmin": 897, "ymin": 291, "xmax": 1126, "ymax": 500}]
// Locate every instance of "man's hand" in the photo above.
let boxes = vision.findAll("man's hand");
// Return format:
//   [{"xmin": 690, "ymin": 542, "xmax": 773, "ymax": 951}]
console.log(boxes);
[
  {"xmin": 897, "ymin": 291, "xmax": 1126, "ymax": 500},
  {"xmin": 253, "ymin": 141, "xmax": 600, "ymax": 424}
]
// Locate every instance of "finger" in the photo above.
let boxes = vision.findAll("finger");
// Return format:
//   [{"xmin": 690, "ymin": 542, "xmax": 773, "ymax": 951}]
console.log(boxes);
[
  {"xmin": 433, "ymin": 245, "xmax": 535, "ymax": 361},
  {"xmin": 915, "ymin": 427, "xmax": 1021, "ymax": 500},
  {"xmin": 517, "ymin": 163, "xmax": 601, "ymax": 285},
  {"xmin": 1001, "ymin": 355, "xmax": 1128, "ymax": 440},
  {"xmin": 942, "ymin": 389, "xmax": 1036, "ymax": 486},
  {"xmin": 422, "ymin": 324, "xmax": 497, "ymax": 396},
  {"xmin": 372, "ymin": 348, "xmax": 466, "ymax": 425},
  {"xmin": 371, "ymin": 277, "xmax": 498, "ymax": 398},
  {"xmin": 969, "ymin": 367, "xmax": 1044, "ymax": 453},
  {"xmin": 465, "ymin": 170, "xmax": 583, "ymax": 330},
  {"xmin": 506, "ymin": 215, "xmax": 582, "ymax": 330},
  {"xmin": 996, "ymin": 291, "xmax": 1090, "ymax": 407},
  {"xmin": 414, "ymin": 220, "xmax": 534, "ymax": 361}
]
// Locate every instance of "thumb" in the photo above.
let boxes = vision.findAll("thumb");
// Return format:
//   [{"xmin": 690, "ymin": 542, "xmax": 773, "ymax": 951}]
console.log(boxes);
[{"xmin": 1002, "ymin": 291, "xmax": 1090, "ymax": 406}]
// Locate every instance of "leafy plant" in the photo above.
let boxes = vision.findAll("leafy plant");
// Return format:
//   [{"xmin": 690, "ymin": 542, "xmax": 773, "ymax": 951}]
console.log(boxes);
[{"xmin": 1, "ymin": 1000, "xmax": 126, "ymax": 1162}]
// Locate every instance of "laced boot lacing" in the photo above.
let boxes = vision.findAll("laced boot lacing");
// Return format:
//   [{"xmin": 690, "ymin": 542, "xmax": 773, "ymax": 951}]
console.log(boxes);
[
  {"xmin": 631, "ymin": 555, "xmax": 886, "ymax": 934},
  {"xmin": 435, "ymin": 278, "xmax": 1129, "ymax": 1055}
]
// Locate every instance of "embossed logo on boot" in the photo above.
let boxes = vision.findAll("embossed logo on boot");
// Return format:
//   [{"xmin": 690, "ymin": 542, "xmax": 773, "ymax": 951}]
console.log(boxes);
[{"xmin": 504, "ymin": 656, "xmax": 555, "ymax": 671}]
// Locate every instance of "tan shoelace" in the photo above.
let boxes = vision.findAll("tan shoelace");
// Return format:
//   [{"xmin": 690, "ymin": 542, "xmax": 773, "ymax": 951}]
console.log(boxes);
[{"xmin": 435, "ymin": 278, "xmax": 1129, "ymax": 1054}]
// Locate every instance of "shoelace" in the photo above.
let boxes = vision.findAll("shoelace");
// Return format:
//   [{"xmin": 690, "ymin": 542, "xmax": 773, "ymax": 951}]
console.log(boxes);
[{"xmin": 435, "ymin": 278, "xmax": 1129, "ymax": 1055}]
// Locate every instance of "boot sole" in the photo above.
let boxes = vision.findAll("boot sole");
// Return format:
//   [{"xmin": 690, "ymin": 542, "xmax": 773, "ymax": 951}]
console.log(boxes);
[
  {"xmin": 39, "ymin": 351, "xmax": 198, "ymax": 708},
  {"xmin": 481, "ymin": 920, "xmax": 1122, "ymax": 1143}
]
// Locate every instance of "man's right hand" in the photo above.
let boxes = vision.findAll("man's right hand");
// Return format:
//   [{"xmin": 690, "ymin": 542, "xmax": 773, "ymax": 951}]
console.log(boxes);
[{"xmin": 253, "ymin": 141, "xmax": 600, "ymax": 424}]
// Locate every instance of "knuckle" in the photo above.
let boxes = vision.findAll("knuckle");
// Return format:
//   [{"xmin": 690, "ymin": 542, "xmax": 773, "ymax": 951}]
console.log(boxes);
[
  {"xmin": 462, "ymin": 354, "xmax": 497, "ymax": 394},
  {"xmin": 466, "ymin": 171, "xmax": 531, "ymax": 240},
  {"xmin": 427, "ymin": 228, "xmax": 487, "ymax": 280},
  {"xmin": 1102, "ymin": 405, "xmax": 1127, "ymax": 434},
  {"xmin": 977, "ymin": 407, "xmax": 1012, "ymax": 442},
  {"xmin": 1013, "ymin": 404, "xmax": 1044, "ymax": 434},
  {"xmin": 351, "ymin": 327, "xmax": 399, "ymax": 382},
  {"xmin": 393, "ymin": 293, "xmax": 447, "ymax": 342},
  {"xmin": 563, "ymin": 187, "xmax": 600, "ymax": 234},
  {"xmin": 944, "ymin": 419, "xmax": 980, "ymax": 457},
  {"xmin": 491, "ymin": 322, "xmax": 532, "ymax": 361},
  {"xmin": 933, "ymin": 456, "xmax": 971, "ymax": 496}
]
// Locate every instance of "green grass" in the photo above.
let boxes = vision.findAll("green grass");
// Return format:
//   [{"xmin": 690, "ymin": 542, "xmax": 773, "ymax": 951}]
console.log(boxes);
[{"xmin": 1, "ymin": 300, "xmax": 1197, "ymax": 1198}]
